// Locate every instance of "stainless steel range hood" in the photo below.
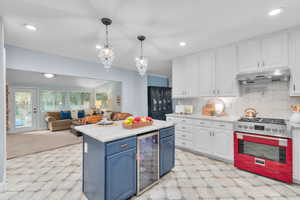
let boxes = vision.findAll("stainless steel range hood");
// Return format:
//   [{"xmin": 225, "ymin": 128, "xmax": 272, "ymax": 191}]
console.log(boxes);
[{"xmin": 236, "ymin": 67, "xmax": 290, "ymax": 85}]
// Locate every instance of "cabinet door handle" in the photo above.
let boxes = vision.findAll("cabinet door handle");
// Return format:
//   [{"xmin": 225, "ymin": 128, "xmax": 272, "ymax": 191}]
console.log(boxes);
[
  {"xmin": 294, "ymin": 84, "xmax": 296, "ymax": 91},
  {"xmin": 257, "ymin": 62, "xmax": 260, "ymax": 68},
  {"xmin": 120, "ymin": 144, "xmax": 129, "ymax": 148}
]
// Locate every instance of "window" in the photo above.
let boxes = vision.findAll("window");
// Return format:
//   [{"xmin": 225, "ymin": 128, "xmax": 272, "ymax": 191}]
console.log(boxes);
[
  {"xmin": 40, "ymin": 90, "xmax": 66, "ymax": 111},
  {"xmin": 95, "ymin": 93, "xmax": 109, "ymax": 109},
  {"xmin": 69, "ymin": 92, "xmax": 91, "ymax": 110}
]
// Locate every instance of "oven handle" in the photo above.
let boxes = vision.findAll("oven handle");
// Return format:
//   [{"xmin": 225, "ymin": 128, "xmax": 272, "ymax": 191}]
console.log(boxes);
[{"xmin": 236, "ymin": 132, "xmax": 288, "ymax": 146}]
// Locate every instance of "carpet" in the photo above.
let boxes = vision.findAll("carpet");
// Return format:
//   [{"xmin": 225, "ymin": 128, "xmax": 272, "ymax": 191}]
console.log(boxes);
[{"xmin": 7, "ymin": 130, "xmax": 82, "ymax": 159}]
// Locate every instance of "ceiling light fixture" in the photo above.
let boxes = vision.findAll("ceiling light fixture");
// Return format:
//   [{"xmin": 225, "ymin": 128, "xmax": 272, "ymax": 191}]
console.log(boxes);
[
  {"xmin": 43, "ymin": 73, "xmax": 55, "ymax": 79},
  {"xmin": 179, "ymin": 42, "xmax": 186, "ymax": 47},
  {"xmin": 97, "ymin": 18, "xmax": 114, "ymax": 70},
  {"xmin": 24, "ymin": 24, "xmax": 37, "ymax": 31},
  {"xmin": 135, "ymin": 35, "xmax": 148, "ymax": 76},
  {"xmin": 96, "ymin": 45, "xmax": 102, "ymax": 49},
  {"xmin": 268, "ymin": 8, "xmax": 283, "ymax": 16}
]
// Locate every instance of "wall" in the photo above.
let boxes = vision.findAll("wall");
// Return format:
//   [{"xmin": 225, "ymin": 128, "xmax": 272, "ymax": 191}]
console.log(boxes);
[
  {"xmin": 147, "ymin": 75, "xmax": 169, "ymax": 87},
  {"xmin": 174, "ymin": 82, "xmax": 300, "ymax": 119},
  {"xmin": 0, "ymin": 17, "xmax": 6, "ymax": 190},
  {"xmin": 5, "ymin": 45, "xmax": 148, "ymax": 117}
]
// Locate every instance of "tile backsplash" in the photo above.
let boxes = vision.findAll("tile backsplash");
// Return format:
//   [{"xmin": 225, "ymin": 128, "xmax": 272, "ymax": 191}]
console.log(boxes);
[{"xmin": 174, "ymin": 82, "xmax": 300, "ymax": 119}]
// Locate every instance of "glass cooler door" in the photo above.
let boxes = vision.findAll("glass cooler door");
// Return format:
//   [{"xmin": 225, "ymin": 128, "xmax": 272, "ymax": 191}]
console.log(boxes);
[{"xmin": 137, "ymin": 131, "xmax": 159, "ymax": 195}]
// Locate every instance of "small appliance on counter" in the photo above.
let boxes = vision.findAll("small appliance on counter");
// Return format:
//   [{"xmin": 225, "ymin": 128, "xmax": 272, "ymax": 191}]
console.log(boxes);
[
  {"xmin": 175, "ymin": 105, "xmax": 193, "ymax": 114},
  {"xmin": 234, "ymin": 117, "xmax": 292, "ymax": 183}
]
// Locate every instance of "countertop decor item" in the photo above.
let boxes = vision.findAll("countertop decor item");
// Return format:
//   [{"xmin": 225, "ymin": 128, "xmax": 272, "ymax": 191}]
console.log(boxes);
[
  {"xmin": 97, "ymin": 18, "xmax": 114, "ymax": 70},
  {"xmin": 290, "ymin": 104, "xmax": 300, "ymax": 124},
  {"xmin": 122, "ymin": 116, "xmax": 153, "ymax": 129},
  {"xmin": 244, "ymin": 108, "xmax": 258, "ymax": 118},
  {"xmin": 135, "ymin": 35, "xmax": 148, "ymax": 76},
  {"xmin": 202, "ymin": 98, "xmax": 226, "ymax": 116}
]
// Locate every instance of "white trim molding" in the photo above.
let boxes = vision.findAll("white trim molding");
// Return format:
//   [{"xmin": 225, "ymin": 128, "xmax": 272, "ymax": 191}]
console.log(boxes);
[{"xmin": 0, "ymin": 181, "xmax": 6, "ymax": 193}]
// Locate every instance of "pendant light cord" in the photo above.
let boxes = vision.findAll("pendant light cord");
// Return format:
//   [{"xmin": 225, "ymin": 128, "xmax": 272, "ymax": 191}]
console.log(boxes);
[
  {"xmin": 105, "ymin": 25, "xmax": 109, "ymax": 47},
  {"xmin": 140, "ymin": 41, "xmax": 143, "ymax": 58}
]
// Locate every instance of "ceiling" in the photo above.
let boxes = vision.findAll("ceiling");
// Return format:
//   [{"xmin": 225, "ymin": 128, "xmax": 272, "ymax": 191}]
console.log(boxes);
[
  {"xmin": 7, "ymin": 69, "xmax": 113, "ymax": 89},
  {"xmin": 1, "ymin": 0, "xmax": 300, "ymax": 76}
]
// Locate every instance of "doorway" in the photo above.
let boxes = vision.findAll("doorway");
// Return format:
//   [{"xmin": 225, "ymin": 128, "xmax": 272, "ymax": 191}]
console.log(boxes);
[{"xmin": 10, "ymin": 88, "xmax": 38, "ymax": 133}]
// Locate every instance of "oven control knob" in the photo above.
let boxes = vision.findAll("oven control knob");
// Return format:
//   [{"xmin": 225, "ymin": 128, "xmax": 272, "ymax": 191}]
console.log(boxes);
[
  {"xmin": 266, "ymin": 128, "xmax": 271, "ymax": 131},
  {"xmin": 249, "ymin": 126, "xmax": 254, "ymax": 129},
  {"xmin": 243, "ymin": 125, "xmax": 248, "ymax": 129},
  {"xmin": 238, "ymin": 125, "xmax": 242, "ymax": 128},
  {"xmin": 272, "ymin": 129, "xmax": 278, "ymax": 132}
]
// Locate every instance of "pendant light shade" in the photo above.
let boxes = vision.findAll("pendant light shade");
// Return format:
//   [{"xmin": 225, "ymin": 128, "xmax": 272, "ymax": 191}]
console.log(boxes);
[
  {"xmin": 98, "ymin": 18, "xmax": 114, "ymax": 70},
  {"xmin": 135, "ymin": 35, "xmax": 148, "ymax": 76}
]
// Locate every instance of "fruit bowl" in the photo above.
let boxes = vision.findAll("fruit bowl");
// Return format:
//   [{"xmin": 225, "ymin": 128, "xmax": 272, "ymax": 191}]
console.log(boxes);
[{"xmin": 122, "ymin": 116, "xmax": 153, "ymax": 129}]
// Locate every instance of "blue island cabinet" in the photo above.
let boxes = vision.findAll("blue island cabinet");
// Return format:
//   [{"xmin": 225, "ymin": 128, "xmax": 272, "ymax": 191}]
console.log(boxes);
[
  {"xmin": 159, "ymin": 126, "xmax": 175, "ymax": 176},
  {"xmin": 83, "ymin": 135, "xmax": 137, "ymax": 200}
]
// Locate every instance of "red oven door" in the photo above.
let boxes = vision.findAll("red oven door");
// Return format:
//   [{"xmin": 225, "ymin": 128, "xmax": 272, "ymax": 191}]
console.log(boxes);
[{"xmin": 234, "ymin": 132, "xmax": 292, "ymax": 183}]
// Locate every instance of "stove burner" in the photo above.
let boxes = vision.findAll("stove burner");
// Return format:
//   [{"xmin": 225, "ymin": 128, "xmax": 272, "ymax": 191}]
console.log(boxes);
[{"xmin": 238, "ymin": 117, "xmax": 286, "ymax": 125}]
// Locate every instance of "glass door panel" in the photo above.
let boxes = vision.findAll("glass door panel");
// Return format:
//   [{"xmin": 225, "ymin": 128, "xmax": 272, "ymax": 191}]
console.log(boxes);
[
  {"xmin": 12, "ymin": 88, "xmax": 38, "ymax": 132},
  {"xmin": 137, "ymin": 132, "xmax": 159, "ymax": 195}
]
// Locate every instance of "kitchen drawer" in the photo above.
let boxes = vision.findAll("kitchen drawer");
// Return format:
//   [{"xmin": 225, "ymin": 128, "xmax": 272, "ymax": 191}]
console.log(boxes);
[
  {"xmin": 176, "ymin": 131, "xmax": 193, "ymax": 141},
  {"xmin": 176, "ymin": 117, "xmax": 194, "ymax": 125},
  {"xmin": 175, "ymin": 139, "xmax": 193, "ymax": 149},
  {"xmin": 160, "ymin": 126, "xmax": 175, "ymax": 139},
  {"xmin": 191, "ymin": 119, "xmax": 213, "ymax": 127},
  {"xmin": 176, "ymin": 124, "xmax": 194, "ymax": 132},
  {"xmin": 213, "ymin": 121, "xmax": 233, "ymax": 130},
  {"xmin": 106, "ymin": 137, "xmax": 136, "ymax": 156}
]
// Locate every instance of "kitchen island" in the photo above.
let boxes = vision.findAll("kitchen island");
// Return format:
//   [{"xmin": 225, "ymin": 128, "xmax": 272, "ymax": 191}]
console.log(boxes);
[{"xmin": 75, "ymin": 120, "xmax": 175, "ymax": 200}]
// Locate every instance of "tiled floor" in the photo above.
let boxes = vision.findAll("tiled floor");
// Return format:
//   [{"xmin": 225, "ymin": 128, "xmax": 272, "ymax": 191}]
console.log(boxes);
[{"xmin": 1, "ymin": 144, "xmax": 300, "ymax": 200}]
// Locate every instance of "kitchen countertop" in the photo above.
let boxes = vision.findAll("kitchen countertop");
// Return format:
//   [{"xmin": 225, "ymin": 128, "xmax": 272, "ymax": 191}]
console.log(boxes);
[
  {"xmin": 166, "ymin": 113, "xmax": 239, "ymax": 123},
  {"xmin": 75, "ymin": 120, "xmax": 174, "ymax": 143}
]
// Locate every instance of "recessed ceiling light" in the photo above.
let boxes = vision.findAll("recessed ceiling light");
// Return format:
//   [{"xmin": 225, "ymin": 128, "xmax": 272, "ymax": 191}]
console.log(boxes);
[
  {"xmin": 96, "ymin": 45, "xmax": 102, "ymax": 49},
  {"xmin": 24, "ymin": 24, "xmax": 37, "ymax": 31},
  {"xmin": 268, "ymin": 8, "xmax": 283, "ymax": 16},
  {"xmin": 43, "ymin": 73, "xmax": 55, "ymax": 79},
  {"xmin": 179, "ymin": 42, "xmax": 186, "ymax": 47}
]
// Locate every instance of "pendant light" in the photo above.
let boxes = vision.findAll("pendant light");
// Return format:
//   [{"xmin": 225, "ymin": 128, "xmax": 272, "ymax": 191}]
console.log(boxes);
[
  {"xmin": 135, "ymin": 35, "xmax": 148, "ymax": 76},
  {"xmin": 98, "ymin": 18, "xmax": 114, "ymax": 70}
]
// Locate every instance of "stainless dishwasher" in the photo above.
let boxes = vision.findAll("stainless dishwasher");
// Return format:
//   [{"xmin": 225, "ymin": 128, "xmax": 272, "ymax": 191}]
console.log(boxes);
[{"xmin": 136, "ymin": 131, "xmax": 160, "ymax": 195}]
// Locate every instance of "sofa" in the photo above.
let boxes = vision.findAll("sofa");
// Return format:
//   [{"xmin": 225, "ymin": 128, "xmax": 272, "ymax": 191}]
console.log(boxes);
[
  {"xmin": 45, "ymin": 110, "xmax": 132, "ymax": 131},
  {"xmin": 45, "ymin": 112, "xmax": 73, "ymax": 131}
]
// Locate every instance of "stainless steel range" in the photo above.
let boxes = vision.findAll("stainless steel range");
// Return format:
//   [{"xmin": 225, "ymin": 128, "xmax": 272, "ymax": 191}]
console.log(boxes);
[
  {"xmin": 234, "ymin": 117, "xmax": 293, "ymax": 183},
  {"xmin": 235, "ymin": 117, "xmax": 290, "ymax": 138}
]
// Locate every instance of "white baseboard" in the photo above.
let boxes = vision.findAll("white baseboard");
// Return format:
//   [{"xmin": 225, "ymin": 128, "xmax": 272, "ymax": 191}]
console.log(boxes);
[{"xmin": 0, "ymin": 181, "xmax": 6, "ymax": 193}]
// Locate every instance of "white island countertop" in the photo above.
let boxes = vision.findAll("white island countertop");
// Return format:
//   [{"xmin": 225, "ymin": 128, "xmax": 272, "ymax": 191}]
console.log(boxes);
[
  {"xmin": 75, "ymin": 120, "xmax": 174, "ymax": 143},
  {"xmin": 166, "ymin": 113, "xmax": 239, "ymax": 122}
]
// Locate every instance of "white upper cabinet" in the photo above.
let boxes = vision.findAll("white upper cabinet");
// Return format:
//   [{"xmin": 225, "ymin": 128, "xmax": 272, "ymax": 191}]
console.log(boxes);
[
  {"xmin": 172, "ymin": 55, "xmax": 199, "ymax": 98},
  {"xmin": 215, "ymin": 45, "xmax": 238, "ymax": 96},
  {"xmin": 198, "ymin": 51, "xmax": 215, "ymax": 96},
  {"xmin": 186, "ymin": 54, "xmax": 200, "ymax": 97},
  {"xmin": 237, "ymin": 32, "xmax": 288, "ymax": 73},
  {"xmin": 237, "ymin": 39, "xmax": 261, "ymax": 73},
  {"xmin": 289, "ymin": 29, "xmax": 300, "ymax": 96},
  {"xmin": 261, "ymin": 32, "xmax": 288, "ymax": 69},
  {"xmin": 172, "ymin": 57, "xmax": 187, "ymax": 98}
]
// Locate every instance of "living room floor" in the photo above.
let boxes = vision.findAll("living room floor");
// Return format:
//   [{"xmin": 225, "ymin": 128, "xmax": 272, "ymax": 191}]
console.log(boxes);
[
  {"xmin": 6, "ymin": 130, "xmax": 82, "ymax": 159},
  {"xmin": 1, "ymin": 144, "xmax": 300, "ymax": 200}
]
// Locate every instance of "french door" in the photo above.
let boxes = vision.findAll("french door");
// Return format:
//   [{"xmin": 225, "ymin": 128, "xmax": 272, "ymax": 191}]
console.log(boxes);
[{"xmin": 11, "ymin": 88, "xmax": 38, "ymax": 133}]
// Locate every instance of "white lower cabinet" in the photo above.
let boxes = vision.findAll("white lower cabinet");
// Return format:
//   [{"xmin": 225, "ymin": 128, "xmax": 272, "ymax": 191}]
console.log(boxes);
[
  {"xmin": 213, "ymin": 128, "xmax": 233, "ymax": 161},
  {"xmin": 167, "ymin": 116, "xmax": 234, "ymax": 162},
  {"xmin": 193, "ymin": 127, "xmax": 212, "ymax": 155}
]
